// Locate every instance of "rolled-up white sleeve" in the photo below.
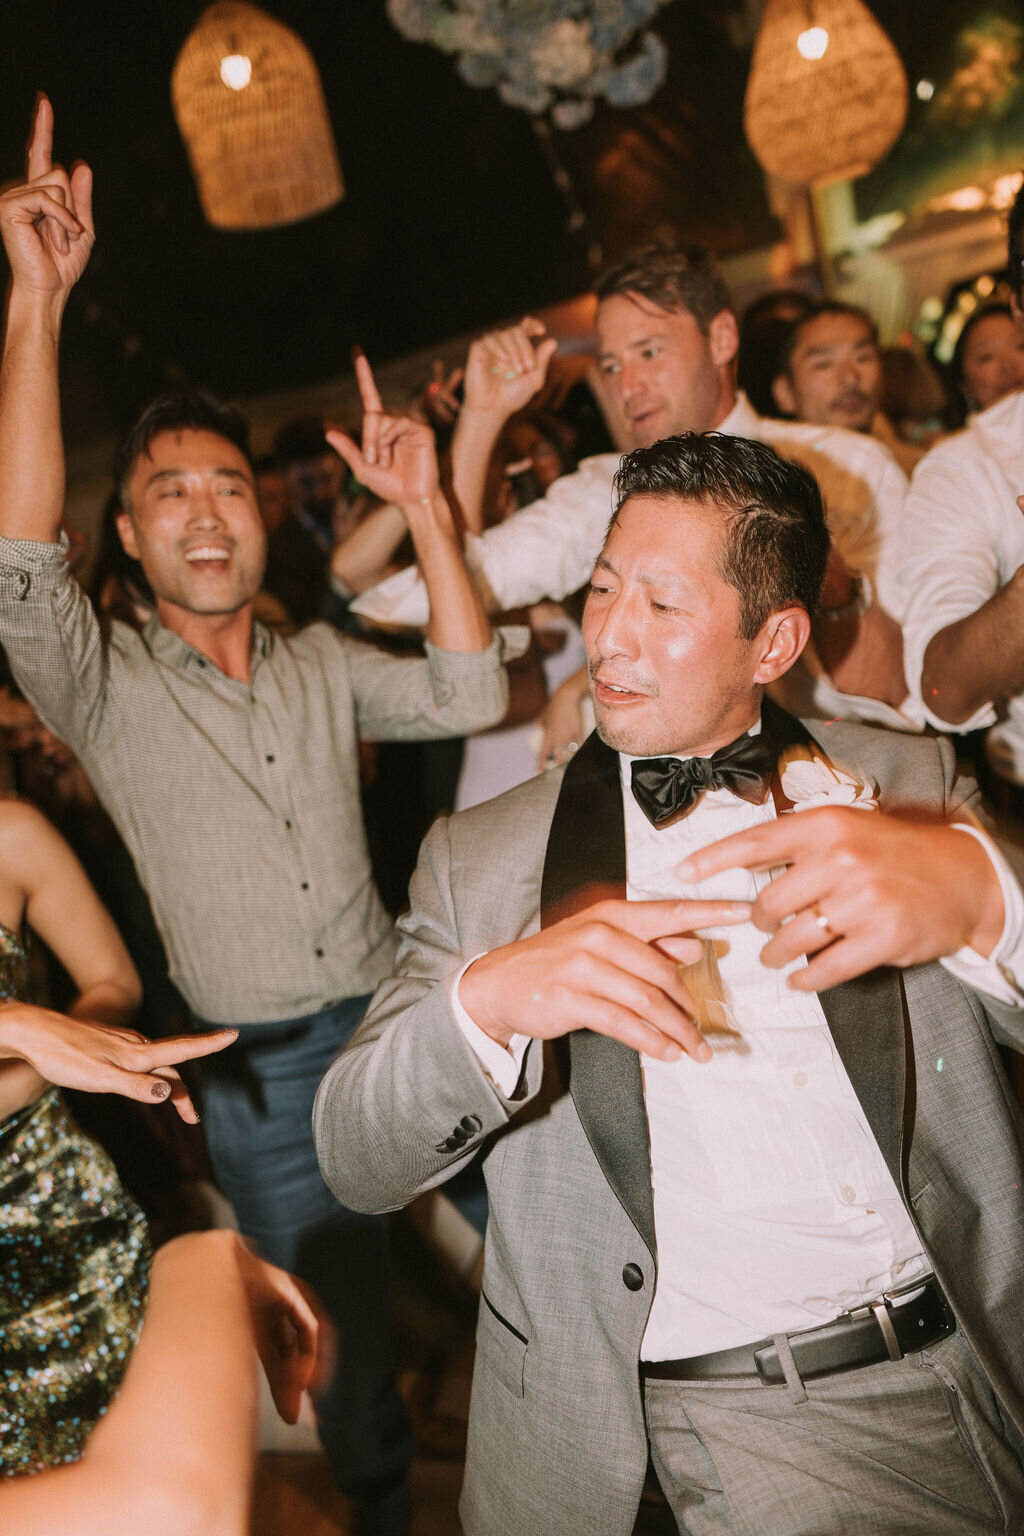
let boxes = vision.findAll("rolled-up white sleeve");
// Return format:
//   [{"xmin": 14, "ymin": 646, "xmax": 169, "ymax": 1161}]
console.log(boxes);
[
  {"xmin": 900, "ymin": 450, "xmax": 1013, "ymax": 733},
  {"xmin": 351, "ymin": 453, "xmax": 621, "ymax": 624},
  {"xmin": 941, "ymin": 823, "xmax": 1024, "ymax": 1005}
]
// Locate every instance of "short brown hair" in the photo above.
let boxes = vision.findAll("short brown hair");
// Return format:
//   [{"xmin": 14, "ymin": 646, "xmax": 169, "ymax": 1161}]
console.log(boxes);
[{"xmin": 594, "ymin": 243, "xmax": 733, "ymax": 335}]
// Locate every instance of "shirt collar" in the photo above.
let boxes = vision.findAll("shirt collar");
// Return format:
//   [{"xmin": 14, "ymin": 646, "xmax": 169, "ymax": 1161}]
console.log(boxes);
[
  {"xmin": 717, "ymin": 390, "xmax": 762, "ymax": 439},
  {"xmin": 143, "ymin": 611, "xmax": 272, "ymax": 674}
]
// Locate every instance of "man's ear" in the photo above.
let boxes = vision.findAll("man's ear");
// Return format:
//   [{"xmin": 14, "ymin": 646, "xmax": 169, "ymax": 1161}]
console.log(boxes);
[
  {"xmin": 708, "ymin": 309, "xmax": 740, "ymax": 369},
  {"xmin": 115, "ymin": 509, "xmax": 140, "ymax": 560},
  {"xmin": 752, "ymin": 605, "xmax": 811, "ymax": 685},
  {"xmin": 772, "ymin": 372, "xmax": 796, "ymax": 417}
]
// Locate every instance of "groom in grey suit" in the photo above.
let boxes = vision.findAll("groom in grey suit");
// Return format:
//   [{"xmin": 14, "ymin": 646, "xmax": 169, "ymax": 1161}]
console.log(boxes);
[{"xmin": 316, "ymin": 433, "xmax": 1024, "ymax": 1535}]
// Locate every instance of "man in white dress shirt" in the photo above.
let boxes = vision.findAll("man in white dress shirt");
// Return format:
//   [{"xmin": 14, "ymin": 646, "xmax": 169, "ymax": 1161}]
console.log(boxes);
[
  {"xmin": 318, "ymin": 432, "xmax": 1024, "ymax": 1535},
  {"xmin": 353, "ymin": 243, "xmax": 914, "ymax": 733},
  {"xmin": 901, "ymin": 179, "xmax": 1024, "ymax": 808}
]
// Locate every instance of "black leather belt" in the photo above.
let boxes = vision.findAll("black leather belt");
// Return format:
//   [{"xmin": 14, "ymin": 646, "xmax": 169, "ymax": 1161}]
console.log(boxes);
[{"xmin": 641, "ymin": 1277, "xmax": 955, "ymax": 1387}]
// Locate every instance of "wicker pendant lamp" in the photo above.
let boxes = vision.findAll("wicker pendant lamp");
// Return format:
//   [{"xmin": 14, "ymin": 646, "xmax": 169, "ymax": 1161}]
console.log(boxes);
[
  {"xmin": 172, "ymin": 1, "xmax": 343, "ymax": 230},
  {"xmin": 744, "ymin": 0, "xmax": 908, "ymax": 186}
]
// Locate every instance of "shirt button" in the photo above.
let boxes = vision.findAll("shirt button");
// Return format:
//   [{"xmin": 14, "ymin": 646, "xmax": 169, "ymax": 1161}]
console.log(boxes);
[
  {"xmin": 621, "ymin": 1263, "xmax": 644, "ymax": 1291},
  {"xmin": 285, "ymin": 820, "xmax": 292, "ymax": 830},
  {"xmin": 841, "ymin": 1185, "xmax": 857, "ymax": 1204},
  {"xmin": 266, "ymin": 753, "xmax": 275, "ymax": 763},
  {"xmin": 315, "ymin": 948, "xmax": 324, "ymax": 958},
  {"xmin": 793, "ymin": 1070, "xmax": 808, "ymax": 1087},
  {"xmin": 301, "ymin": 881, "xmax": 309, "ymax": 891}
]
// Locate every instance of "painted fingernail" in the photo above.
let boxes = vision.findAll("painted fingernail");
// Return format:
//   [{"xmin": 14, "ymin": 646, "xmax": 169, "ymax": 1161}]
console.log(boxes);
[{"xmin": 151, "ymin": 1080, "xmax": 170, "ymax": 1099}]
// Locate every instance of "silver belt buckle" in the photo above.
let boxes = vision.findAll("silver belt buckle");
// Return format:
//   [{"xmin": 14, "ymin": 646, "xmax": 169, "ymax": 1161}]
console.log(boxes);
[
  {"xmin": 869, "ymin": 1299, "xmax": 903, "ymax": 1361},
  {"xmin": 849, "ymin": 1275, "xmax": 931, "ymax": 1363}
]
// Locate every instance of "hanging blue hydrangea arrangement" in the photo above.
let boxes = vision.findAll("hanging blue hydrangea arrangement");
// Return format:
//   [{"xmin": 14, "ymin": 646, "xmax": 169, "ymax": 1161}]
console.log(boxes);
[{"xmin": 386, "ymin": 0, "xmax": 671, "ymax": 128}]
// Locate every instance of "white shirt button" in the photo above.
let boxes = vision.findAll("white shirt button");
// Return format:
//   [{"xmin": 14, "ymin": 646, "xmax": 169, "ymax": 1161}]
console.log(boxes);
[{"xmin": 841, "ymin": 1185, "xmax": 857, "ymax": 1204}]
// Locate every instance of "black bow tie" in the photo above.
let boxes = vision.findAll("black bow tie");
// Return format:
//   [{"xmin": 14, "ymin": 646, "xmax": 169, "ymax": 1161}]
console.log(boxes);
[{"xmin": 630, "ymin": 731, "xmax": 775, "ymax": 828}]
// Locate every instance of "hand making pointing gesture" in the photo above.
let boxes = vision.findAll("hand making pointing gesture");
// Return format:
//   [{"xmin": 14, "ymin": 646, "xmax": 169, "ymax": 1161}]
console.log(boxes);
[
  {"xmin": 328, "ymin": 348, "xmax": 443, "ymax": 515},
  {"xmin": 0, "ymin": 1002, "xmax": 235, "ymax": 1124},
  {"xmin": 329, "ymin": 349, "xmax": 494, "ymax": 654},
  {"xmin": 0, "ymin": 95, "xmax": 94, "ymax": 298}
]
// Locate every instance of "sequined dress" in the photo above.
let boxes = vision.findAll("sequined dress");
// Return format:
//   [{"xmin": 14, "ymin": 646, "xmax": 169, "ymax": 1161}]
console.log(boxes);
[{"xmin": 0, "ymin": 924, "xmax": 151, "ymax": 1474}]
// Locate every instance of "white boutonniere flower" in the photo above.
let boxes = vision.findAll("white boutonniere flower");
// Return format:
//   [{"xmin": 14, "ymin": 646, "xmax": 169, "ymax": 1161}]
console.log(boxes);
[{"xmin": 779, "ymin": 753, "xmax": 878, "ymax": 813}]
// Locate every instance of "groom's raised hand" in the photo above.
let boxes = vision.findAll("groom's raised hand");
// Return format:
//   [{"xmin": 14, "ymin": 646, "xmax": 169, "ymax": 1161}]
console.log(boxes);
[{"xmin": 459, "ymin": 897, "xmax": 751, "ymax": 1064}]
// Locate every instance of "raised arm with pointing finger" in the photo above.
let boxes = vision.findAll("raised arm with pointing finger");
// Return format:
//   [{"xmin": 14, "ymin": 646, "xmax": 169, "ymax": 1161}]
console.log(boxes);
[
  {"xmin": 329, "ymin": 351, "xmax": 492, "ymax": 654},
  {"xmin": 0, "ymin": 95, "xmax": 93, "ymax": 544},
  {"xmin": 0, "ymin": 96, "xmax": 511, "ymax": 1514}
]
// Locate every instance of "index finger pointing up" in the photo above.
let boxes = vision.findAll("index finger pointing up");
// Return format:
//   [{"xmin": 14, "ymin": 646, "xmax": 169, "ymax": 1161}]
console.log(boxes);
[
  {"xmin": 27, "ymin": 94, "xmax": 53, "ymax": 182},
  {"xmin": 353, "ymin": 347, "xmax": 383, "ymax": 414}
]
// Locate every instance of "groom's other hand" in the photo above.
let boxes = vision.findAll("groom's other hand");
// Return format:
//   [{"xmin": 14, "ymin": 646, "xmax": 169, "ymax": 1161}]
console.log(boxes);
[
  {"xmin": 459, "ymin": 897, "xmax": 751, "ymax": 1064},
  {"xmin": 676, "ymin": 808, "xmax": 1006, "ymax": 993}
]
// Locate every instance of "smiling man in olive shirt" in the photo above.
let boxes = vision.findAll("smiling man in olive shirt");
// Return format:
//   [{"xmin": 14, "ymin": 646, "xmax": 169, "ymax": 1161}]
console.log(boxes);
[{"xmin": 0, "ymin": 100, "xmax": 510, "ymax": 1533}]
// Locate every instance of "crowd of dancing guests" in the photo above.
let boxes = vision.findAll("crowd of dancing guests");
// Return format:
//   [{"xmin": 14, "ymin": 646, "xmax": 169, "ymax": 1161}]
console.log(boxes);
[{"xmin": 3, "ymin": 90, "xmax": 1024, "ymax": 1533}]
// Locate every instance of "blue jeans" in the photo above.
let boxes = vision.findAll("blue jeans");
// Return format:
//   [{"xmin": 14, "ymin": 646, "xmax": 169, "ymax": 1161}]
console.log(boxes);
[{"xmin": 197, "ymin": 997, "xmax": 412, "ymax": 1499}]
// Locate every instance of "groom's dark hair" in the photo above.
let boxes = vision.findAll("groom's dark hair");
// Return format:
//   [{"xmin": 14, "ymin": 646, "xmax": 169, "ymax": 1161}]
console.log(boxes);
[{"xmin": 611, "ymin": 432, "xmax": 829, "ymax": 639}]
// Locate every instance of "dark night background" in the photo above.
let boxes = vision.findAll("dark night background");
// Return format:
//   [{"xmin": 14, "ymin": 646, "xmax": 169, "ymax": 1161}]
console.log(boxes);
[{"xmin": 0, "ymin": 1, "xmax": 1017, "ymax": 452}]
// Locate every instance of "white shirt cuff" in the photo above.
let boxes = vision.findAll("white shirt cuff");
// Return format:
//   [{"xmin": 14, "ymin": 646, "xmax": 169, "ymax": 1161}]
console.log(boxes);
[
  {"xmin": 940, "ymin": 823, "xmax": 1024, "ymax": 1005},
  {"xmin": 450, "ymin": 956, "xmax": 532, "ymax": 1097}
]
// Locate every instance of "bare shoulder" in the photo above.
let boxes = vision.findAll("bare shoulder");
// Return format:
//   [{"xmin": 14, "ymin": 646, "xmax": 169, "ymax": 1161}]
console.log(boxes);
[
  {"xmin": 0, "ymin": 797, "xmax": 63, "ymax": 861},
  {"xmin": 0, "ymin": 798, "xmax": 69, "ymax": 920}
]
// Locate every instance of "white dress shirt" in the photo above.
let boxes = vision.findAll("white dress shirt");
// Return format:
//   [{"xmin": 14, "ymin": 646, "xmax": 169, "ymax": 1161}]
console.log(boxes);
[
  {"xmin": 901, "ymin": 388, "xmax": 1024, "ymax": 784},
  {"xmin": 453, "ymin": 748, "xmax": 1024, "ymax": 1359},
  {"xmin": 352, "ymin": 394, "xmax": 916, "ymax": 729}
]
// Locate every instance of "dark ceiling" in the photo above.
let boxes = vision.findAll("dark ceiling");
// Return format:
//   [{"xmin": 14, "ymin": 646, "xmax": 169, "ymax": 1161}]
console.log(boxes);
[{"xmin": 0, "ymin": 0, "xmax": 1005, "ymax": 449}]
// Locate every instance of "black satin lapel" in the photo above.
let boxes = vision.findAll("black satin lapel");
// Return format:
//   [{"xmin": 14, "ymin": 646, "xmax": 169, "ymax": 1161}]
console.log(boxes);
[
  {"xmin": 541, "ymin": 729, "xmax": 625, "ymax": 923},
  {"xmin": 541, "ymin": 732, "xmax": 656, "ymax": 1257},
  {"xmin": 818, "ymin": 969, "xmax": 907, "ymax": 1187},
  {"xmin": 762, "ymin": 700, "xmax": 908, "ymax": 1184}
]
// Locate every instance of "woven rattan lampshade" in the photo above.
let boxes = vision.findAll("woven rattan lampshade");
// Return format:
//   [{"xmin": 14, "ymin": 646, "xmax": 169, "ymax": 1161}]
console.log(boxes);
[
  {"xmin": 744, "ymin": 0, "xmax": 908, "ymax": 186},
  {"xmin": 172, "ymin": 2, "xmax": 343, "ymax": 230}
]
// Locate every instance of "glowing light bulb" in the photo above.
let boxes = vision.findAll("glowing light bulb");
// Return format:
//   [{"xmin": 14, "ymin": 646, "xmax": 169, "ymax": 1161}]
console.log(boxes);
[
  {"xmin": 915, "ymin": 78, "xmax": 934, "ymax": 101},
  {"xmin": 796, "ymin": 26, "xmax": 829, "ymax": 61},
  {"xmin": 220, "ymin": 54, "xmax": 252, "ymax": 91}
]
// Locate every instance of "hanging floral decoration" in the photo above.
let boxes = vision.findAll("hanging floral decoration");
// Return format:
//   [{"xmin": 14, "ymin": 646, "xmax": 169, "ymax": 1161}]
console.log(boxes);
[{"xmin": 386, "ymin": 1, "xmax": 671, "ymax": 129}]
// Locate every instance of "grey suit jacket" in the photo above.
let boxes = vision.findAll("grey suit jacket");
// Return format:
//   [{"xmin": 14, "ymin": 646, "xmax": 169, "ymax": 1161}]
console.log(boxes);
[{"xmin": 315, "ymin": 708, "xmax": 1024, "ymax": 1536}]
